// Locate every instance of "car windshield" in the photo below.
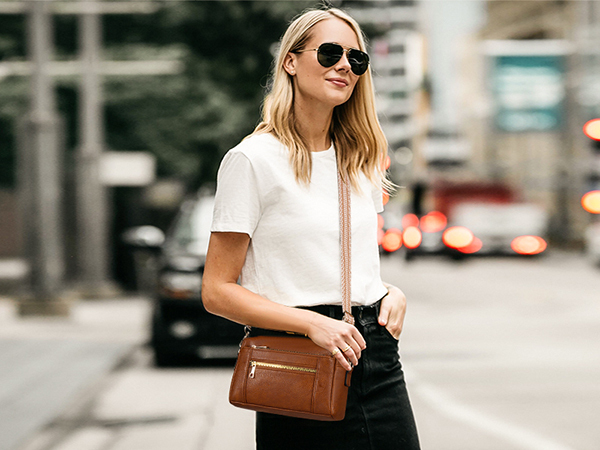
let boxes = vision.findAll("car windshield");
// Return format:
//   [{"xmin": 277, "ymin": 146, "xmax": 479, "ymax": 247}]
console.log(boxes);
[{"xmin": 169, "ymin": 196, "xmax": 214, "ymax": 256}]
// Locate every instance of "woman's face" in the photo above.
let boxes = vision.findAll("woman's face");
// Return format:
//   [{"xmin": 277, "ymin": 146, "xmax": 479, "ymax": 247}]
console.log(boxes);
[{"xmin": 286, "ymin": 18, "xmax": 361, "ymax": 110}]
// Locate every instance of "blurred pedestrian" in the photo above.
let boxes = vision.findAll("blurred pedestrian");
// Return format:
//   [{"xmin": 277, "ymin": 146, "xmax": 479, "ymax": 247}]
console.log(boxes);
[{"xmin": 202, "ymin": 7, "xmax": 420, "ymax": 450}]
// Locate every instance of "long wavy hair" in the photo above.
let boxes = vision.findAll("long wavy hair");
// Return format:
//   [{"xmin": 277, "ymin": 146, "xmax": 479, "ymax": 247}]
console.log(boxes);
[{"xmin": 249, "ymin": 7, "xmax": 391, "ymax": 192}]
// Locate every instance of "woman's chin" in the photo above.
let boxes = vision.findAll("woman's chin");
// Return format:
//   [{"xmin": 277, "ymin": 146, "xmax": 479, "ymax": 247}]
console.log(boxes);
[
  {"xmin": 297, "ymin": 89, "xmax": 352, "ymax": 109},
  {"xmin": 322, "ymin": 92, "xmax": 353, "ymax": 108}
]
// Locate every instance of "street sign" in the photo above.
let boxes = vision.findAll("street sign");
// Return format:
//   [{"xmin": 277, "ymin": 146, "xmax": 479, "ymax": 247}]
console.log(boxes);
[
  {"xmin": 483, "ymin": 40, "xmax": 570, "ymax": 132},
  {"xmin": 99, "ymin": 151, "xmax": 156, "ymax": 186}
]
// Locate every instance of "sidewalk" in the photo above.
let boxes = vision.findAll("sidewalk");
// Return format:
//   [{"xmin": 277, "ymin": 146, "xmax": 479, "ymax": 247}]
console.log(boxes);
[{"xmin": 0, "ymin": 293, "xmax": 151, "ymax": 450}]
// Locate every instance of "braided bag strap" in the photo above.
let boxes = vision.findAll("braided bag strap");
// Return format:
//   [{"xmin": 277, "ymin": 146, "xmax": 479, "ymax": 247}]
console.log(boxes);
[{"xmin": 337, "ymin": 170, "xmax": 354, "ymax": 325}]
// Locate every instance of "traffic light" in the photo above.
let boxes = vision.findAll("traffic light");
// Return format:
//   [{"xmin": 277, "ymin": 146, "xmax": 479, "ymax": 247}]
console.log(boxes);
[
  {"xmin": 582, "ymin": 190, "xmax": 600, "ymax": 214},
  {"xmin": 583, "ymin": 119, "xmax": 600, "ymax": 141},
  {"xmin": 582, "ymin": 119, "xmax": 600, "ymax": 214}
]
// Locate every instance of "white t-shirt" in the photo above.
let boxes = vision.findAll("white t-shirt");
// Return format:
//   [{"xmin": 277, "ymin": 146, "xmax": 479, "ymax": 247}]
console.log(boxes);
[{"xmin": 211, "ymin": 132, "xmax": 387, "ymax": 307}]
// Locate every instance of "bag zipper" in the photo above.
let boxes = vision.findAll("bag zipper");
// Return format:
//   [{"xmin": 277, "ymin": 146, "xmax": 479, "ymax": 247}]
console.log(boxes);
[{"xmin": 249, "ymin": 361, "xmax": 317, "ymax": 378}]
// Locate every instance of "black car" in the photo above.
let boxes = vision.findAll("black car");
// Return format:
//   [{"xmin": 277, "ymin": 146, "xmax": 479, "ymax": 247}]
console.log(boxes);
[{"xmin": 124, "ymin": 192, "xmax": 245, "ymax": 366}]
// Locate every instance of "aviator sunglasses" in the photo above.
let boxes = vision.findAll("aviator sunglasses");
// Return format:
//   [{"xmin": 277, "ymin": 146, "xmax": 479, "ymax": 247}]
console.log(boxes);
[{"xmin": 295, "ymin": 42, "xmax": 370, "ymax": 76}]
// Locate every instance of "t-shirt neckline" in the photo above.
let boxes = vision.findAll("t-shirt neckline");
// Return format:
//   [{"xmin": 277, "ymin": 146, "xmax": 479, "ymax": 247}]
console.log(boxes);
[{"xmin": 312, "ymin": 143, "xmax": 335, "ymax": 158}]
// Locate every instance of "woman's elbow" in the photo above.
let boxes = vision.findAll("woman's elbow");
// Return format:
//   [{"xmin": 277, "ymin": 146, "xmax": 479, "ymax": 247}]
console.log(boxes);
[{"xmin": 201, "ymin": 278, "xmax": 220, "ymax": 315}]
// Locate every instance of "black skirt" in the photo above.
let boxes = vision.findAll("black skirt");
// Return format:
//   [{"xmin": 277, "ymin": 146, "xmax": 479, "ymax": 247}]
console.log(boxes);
[{"xmin": 253, "ymin": 300, "xmax": 421, "ymax": 450}]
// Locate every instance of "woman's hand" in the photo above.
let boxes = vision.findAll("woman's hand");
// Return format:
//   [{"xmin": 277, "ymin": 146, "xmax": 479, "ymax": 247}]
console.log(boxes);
[
  {"xmin": 378, "ymin": 285, "xmax": 407, "ymax": 340},
  {"xmin": 307, "ymin": 313, "xmax": 366, "ymax": 371}
]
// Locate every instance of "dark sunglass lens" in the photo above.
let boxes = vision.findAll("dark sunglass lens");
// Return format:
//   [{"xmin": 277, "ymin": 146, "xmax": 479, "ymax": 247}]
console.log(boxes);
[
  {"xmin": 348, "ymin": 49, "xmax": 369, "ymax": 75},
  {"xmin": 317, "ymin": 43, "xmax": 343, "ymax": 67}
]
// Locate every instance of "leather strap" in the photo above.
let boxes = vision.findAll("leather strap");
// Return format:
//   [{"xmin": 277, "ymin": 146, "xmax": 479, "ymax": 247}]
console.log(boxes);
[{"xmin": 337, "ymin": 169, "xmax": 354, "ymax": 325}]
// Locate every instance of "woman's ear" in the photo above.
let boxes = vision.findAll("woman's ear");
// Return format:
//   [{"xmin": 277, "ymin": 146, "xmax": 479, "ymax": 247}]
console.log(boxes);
[{"xmin": 283, "ymin": 52, "xmax": 297, "ymax": 76}]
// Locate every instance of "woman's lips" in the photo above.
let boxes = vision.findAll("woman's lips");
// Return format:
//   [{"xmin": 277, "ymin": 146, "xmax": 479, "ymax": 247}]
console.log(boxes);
[{"xmin": 327, "ymin": 78, "xmax": 348, "ymax": 88}]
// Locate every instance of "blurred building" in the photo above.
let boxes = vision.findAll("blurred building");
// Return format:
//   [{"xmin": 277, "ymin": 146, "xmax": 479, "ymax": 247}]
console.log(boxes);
[
  {"xmin": 353, "ymin": 0, "xmax": 600, "ymax": 246},
  {"xmin": 347, "ymin": 0, "xmax": 423, "ymax": 184},
  {"xmin": 576, "ymin": 2, "xmax": 600, "ymax": 195},
  {"xmin": 483, "ymin": 1, "xmax": 573, "ymax": 40},
  {"xmin": 452, "ymin": 0, "xmax": 599, "ymax": 245},
  {"xmin": 416, "ymin": 0, "xmax": 485, "ymax": 186}
]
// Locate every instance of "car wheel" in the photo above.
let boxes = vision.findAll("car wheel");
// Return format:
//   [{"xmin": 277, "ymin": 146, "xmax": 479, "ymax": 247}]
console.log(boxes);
[{"xmin": 153, "ymin": 348, "xmax": 181, "ymax": 367}]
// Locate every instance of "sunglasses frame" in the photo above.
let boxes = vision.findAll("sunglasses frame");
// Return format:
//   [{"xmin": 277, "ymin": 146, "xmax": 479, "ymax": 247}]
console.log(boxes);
[{"xmin": 294, "ymin": 42, "xmax": 370, "ymax": 76}]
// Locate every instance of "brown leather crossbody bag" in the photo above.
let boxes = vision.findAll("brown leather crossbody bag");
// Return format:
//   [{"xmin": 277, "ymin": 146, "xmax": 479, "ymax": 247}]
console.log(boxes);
[{"xmin": 228, "ymin": 168, "xmax": 354, "ymax": 421}]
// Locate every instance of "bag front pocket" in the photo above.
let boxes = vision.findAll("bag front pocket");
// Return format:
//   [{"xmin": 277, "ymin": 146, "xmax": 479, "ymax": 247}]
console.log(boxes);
[{"xmin": 246, "ymin": 359, "xmax": 317, "ymax": 413}]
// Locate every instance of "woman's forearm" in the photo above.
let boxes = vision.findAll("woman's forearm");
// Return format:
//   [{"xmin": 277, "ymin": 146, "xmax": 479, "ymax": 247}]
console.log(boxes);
[
  {"xmin": 202, "ymin": 280, "xmax": 318, "ymax": 335},
  {"xmin": 202, "ymin": 279, "xmax": 363, "ymax": 371}
]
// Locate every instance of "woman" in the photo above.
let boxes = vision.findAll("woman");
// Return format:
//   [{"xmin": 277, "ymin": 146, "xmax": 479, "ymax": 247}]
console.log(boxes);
[{"xmin": 202, "ymin": 7, "xmax": 420, "ymax": 450}]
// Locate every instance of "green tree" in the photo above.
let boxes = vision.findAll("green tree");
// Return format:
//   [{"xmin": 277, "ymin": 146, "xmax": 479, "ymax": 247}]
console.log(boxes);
[
  {"xmin": 101, "ymin": 1, "xmax": 320, "ymax": 189},
  {"xmin": 0, "ymin": 1, "xmax": 315, "ymax": 189}
]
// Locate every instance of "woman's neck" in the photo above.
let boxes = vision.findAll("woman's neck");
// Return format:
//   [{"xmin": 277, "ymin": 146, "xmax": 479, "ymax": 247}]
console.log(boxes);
[{"xmin": 293, "ymin": 99, "xmax": 333, "ymax": 152}]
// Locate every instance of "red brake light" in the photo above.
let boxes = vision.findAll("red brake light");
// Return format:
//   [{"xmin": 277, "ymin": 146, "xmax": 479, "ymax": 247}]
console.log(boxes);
[
  {"xmin": 401, "ymin": 213, "xmax": 419, "ymax": 229},
  {"xmin": 381, "ymin": 228, "xmax": 403, "ymax": 252},
  {"xmin": 377, "ymin": 228, "xmax": 384, "ymax": 245},
  {"xmin": 403, "ymin": 226, "xmax": 422, "ymax": 249},
  {"xmin": 442, "ymin": 226, "xmax": 474, "ymax": 249},
  {"xmin": 382, "ymin": 190, "xmax": 390, "ymax": 206},
  {"xmin": 511, "ymin": 236, "xmax": 547, "ymax": 255},
  {"xmin": 458, "ymin": 237, "xmax": 482, "ymax": 254},
  {"xmin": 383, "ymin": 155, "xmax": 391, "ymax": 170},
  {"xmin": 420, "ymin": 211, "xmax": 447, "ymax": 233}
]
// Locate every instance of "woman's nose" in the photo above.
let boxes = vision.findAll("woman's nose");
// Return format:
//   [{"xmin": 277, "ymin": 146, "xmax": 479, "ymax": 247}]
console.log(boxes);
[{"xmin": 335, "ymin": 51, "xmax": 352, "ymax": 72}]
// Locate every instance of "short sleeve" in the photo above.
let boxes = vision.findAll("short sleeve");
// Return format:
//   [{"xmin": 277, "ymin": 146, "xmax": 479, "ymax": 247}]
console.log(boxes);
[
  {"xmin": 372, "ymin": 183, "xmax": 384, "ymax": 213},
  {"xmin": 211, "ymin": 150, "xmax": 261, "ymax": 237}
]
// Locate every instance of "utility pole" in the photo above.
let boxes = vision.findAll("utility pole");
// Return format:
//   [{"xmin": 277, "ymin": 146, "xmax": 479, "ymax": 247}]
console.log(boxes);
[
  {"xmin": 75, "ymin": 1, "xmax": 115, "ymax": 297},
  {"xmin": 1, "ymin": 1, "xmax": 170, "ymax": 300},
  {"xmin": 17, "ymin": 0, "xmax": 69, "ymax": 316}
]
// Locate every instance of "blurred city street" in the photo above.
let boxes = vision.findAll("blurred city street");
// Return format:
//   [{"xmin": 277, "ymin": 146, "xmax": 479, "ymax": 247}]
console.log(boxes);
[
  {"xmin": 2, "ymin": 251, "xmax": 598, "ymax": 450},
  {"xmin": 1, "ymin": 1, "xmax": 600, "ymax": 450}
]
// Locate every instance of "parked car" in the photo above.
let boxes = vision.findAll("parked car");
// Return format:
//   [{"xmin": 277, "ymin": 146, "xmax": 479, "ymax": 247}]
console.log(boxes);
[
  {"xmin": 450, "ymin": 201, "xmax": 548, "ymax": 255},
  {"xmin": 123, "ymin": 191, "xmax": 245, "ymax": 366},
  {"xmin": 398, "ymin": 181, "xmax": 549, "ymax": 260}
]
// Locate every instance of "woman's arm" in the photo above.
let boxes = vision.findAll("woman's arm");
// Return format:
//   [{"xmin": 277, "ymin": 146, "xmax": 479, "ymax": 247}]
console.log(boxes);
[
  {"xmin": 201, "ymin": 231, "xmax": 365, "ymax": 371},
  {"xmin": 378, "ymin": 282, "xmax": 408, "ymax": 340}
]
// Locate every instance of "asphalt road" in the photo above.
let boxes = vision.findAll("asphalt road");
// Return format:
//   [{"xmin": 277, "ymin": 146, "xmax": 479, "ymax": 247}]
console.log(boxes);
[
  {"xmin": 389, "ymin": 250, "xmax": 600, "ymax": 450},
  {"xmin": 16, "ymin": 250, "xmax": 600, "ymax": 450}
]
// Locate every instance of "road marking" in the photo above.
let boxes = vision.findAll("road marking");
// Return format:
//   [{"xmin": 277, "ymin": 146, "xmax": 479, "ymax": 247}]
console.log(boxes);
[{"xmin": 413, "ymin": 382, "xmax": 577, "ymax": 450}]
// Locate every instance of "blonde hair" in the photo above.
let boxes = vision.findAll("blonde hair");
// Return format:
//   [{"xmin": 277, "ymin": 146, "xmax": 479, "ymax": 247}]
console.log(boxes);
[{"xmin": 249, "ymin": 7, "xmax": 391, "ymax": 192}]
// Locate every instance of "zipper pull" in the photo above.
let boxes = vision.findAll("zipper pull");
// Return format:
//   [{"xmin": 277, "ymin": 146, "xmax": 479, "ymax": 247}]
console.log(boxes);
[{"xmin": 249, "ymin": 362, "xmax": 257, "ymax": 378}]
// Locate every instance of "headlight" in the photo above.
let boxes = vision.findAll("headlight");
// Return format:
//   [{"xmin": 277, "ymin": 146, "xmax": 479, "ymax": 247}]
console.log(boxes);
[
  {"xmin": 170, "ymin": 321, "xmax": 196, "ymax": 339},
  {"xmin": 159, "ymin": 271, "xmax": 202, "ymax": 299}
]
